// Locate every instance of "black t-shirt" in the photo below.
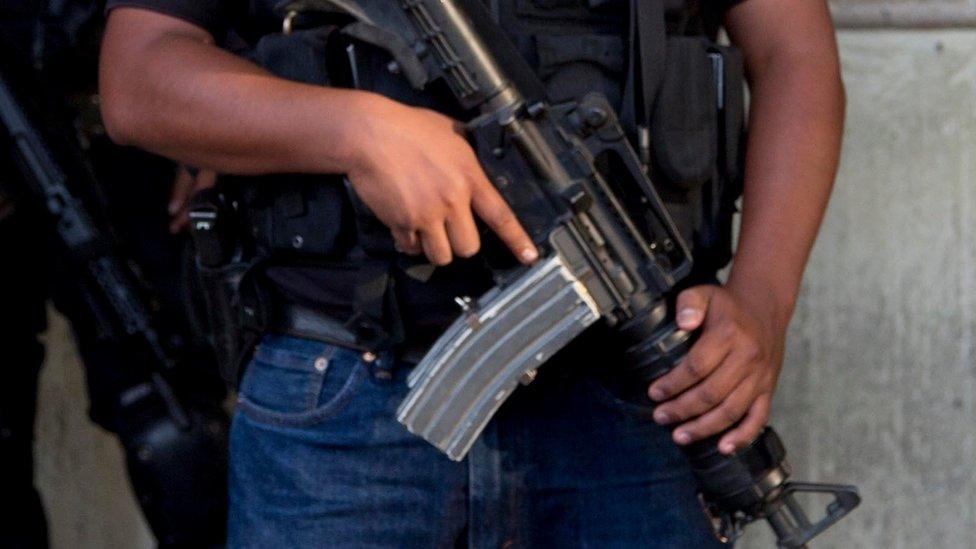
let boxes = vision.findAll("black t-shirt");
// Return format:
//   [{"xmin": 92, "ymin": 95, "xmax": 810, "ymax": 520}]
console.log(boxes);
[
  {"xmin": 105, "ymin": 0, "xmax": 740, "ymax": 45},
  {"xmin": 104, "ymin": 0, "xmax": 742, "ymax": 340}
]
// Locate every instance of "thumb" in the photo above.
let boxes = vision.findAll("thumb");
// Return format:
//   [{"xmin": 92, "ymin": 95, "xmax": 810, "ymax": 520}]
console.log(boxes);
[{"xmin": 675, "ymin": 286, "xmax": 716, "ymax": 330}]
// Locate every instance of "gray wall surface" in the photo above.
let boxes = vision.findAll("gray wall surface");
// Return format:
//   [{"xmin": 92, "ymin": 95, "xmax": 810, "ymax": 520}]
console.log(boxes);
[
  {"xmin": 742, "ymin": 28, "xmax": 976, "ymax": 549},
  {"xmin": 35, "ymin": 310, "xmax": 154, "ymax": 547},
  {"xmin": 29, "ymin": 13, "xmax": 976, "ymax": 549},
  {"xmin": 831, "ymin": 0, "xmax": 976, "ymax": 27}
]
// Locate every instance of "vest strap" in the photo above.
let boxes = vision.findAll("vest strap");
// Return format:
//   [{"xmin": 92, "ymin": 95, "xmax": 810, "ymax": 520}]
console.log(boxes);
[{"xmin": 621, "ymin": 0, "xmax": 666, "ymax": 157}]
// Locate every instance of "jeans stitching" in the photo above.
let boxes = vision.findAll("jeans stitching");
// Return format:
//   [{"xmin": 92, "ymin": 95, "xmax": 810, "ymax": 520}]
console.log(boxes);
[
  {"xmin": 303, "ymin": 345, "xmax": 338, "ymax": 409},
  {"xmin": 237, "ymin": 353, "xmax": 368, "ymax": 428}
]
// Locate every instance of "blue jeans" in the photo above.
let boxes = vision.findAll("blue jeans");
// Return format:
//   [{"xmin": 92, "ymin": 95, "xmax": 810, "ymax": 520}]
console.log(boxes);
[{"xmin": 228, "ymin": 334, "xmax": 728, "ymax": 548}]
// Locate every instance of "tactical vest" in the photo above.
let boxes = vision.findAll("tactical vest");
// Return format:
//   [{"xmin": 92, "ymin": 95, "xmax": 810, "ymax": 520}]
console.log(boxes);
[
  {"xmin": 215, "ymin": 0, "xmax": 746, "ymax": 359},
  {"xmin": 494, "ymin": 0, "xmax": 746, "ymax": 277}
]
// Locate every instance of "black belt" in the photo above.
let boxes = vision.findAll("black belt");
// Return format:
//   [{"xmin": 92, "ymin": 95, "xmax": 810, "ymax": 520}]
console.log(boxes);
[{"xmin": 270, "ymin": 302, "xmax": 429, "ymax": 364}]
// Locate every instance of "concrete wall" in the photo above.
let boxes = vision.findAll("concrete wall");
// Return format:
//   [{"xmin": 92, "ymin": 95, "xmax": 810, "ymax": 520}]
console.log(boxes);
[
  {"xmin": 35, "ymin": 309, "xmax": 154, "ymax": 547},
  {"xmin": 742, "ymin": 28, "xmax": 976, "ymax": 549},
  {"xmin": 30, "ymin": 6, "xmax": 976, "ymax": 549},
  {"xmin": 831, "ymin": 0, "xmax": 976, "ymax": 27}
]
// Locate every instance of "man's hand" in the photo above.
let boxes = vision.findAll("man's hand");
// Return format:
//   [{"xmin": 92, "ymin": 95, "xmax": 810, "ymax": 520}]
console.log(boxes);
[
  {"xmin": 345, "ymin": 94, "xmax": 537, "ymax": 266},
  {"xmin": 648, "ymin": 285, "xmax": 786, "ymax": 455},
  {"xmin": 168, "ymin": 167, "xmax": 216, "ymax": 233}
]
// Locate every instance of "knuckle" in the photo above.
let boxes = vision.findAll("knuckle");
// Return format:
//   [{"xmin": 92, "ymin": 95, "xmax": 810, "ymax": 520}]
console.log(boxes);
[
  {"xmin": 720, "ymin": 404, "xmax": 742, "ymax": 424},
  {"xmin": 441, "ymin": 184, "xmax": 468, "ymax": 211},
  {"xmin": 484, "ymin": 206, "xmax": 510, "ymax": 227},
  {"xmin": 429, "ymin": 253, "xmax": 451, "ymax": 266},
  {"xmin": 742, "ymin": 341, "xmax": 761, "ymax": 361},
  {"xmin": 482, "ymin": 199, "xmax": 514, "ymax": 226},
  {"xmin": 756, "ymin": 410, "xmax": 770, "ymax": 424},
  {"xmin": 418, "ymin": 210, "xmax": 443, "ymax": 229},
  {"xmin": 744, "ymin": 375, "xmax": 763, "ymax": 393},
  {"xmin": 718, "ymin": 322, "xmax": 738, "ymax": 341},
  {"xmin": 696, "ymin": 388, "xmax": 721, "ymax": 407},
  {"xmin": 683, "ymin": 357, "xmax": 706, "ymax": 378},
  {"xmin": 663, "ymin": 407, "xmax": 683, "ymax": 422},
  {"xmin": 454, "ymin": 242, "xmax": 481, "ymax": 258},
  {"xmin": 396, "ymin": 211, "xmax": 421, "ymax": 231}
]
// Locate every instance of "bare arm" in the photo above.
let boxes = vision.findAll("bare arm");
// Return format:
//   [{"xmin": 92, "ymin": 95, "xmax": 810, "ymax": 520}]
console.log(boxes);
[
  {"xmin": 99, "ymin": 8, "xmax": 370, "ymax": 175},
  {"xmin": 725, "ymin": 0, "xmax": 845, "ymax": 328},
  {"xmin": 648, "ymin": 0, "xmax": 845, "ymax": 452},
  {"xmin": 99, "ymin": 7, "xmax": 537, "ymax": 265}
]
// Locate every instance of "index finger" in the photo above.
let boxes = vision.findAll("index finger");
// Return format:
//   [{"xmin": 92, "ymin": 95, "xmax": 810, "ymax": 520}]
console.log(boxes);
[{"xmin": 469, "ymin": 173, "xmax": 538, "ymax": 264}]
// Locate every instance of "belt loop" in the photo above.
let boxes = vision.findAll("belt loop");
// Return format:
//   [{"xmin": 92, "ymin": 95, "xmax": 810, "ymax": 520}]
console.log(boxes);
[{"xmin": 363, "ymin": 349, "xmax": 396, "ymax": 381}]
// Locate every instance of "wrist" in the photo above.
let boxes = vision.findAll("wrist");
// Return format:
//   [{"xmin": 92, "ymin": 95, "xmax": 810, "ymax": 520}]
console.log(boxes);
[
  {"xmin": 725, "ymin": 275, "xmax": 797, "ymax": 337},
  {"xmin": 321, "ymin": 89, "xmax": 391, "ymax": 175}
]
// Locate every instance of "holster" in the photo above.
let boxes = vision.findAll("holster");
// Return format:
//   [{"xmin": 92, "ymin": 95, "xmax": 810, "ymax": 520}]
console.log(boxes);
[{"xmin": 188, "ymin": 187, "xmax": 266, "ymax": 385}]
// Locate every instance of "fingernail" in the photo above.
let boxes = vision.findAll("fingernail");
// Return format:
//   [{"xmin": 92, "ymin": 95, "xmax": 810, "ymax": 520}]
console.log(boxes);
[
  {"xmin": 653, "ymin": 409, "xmax": 671, "ymax": 425},
  {"xmin": 649, "ymin": 386, "xmax": 665, "ymax": 401},
  {"xmin": 674, "ymin": 431, "xmax": 691, "ymax": 445},
  {"xmin": 520, "ymin": 248, "xmax": 538, "ymax": 263},
  {"xmin": 719, "ymin": 441, "xmax": 736, "ymax": 454},
  {"xmin": 677, "ymin": 308, "xmax": 700, "ymax": 326},
  {"xmin": 167, "ymin": 200, "xmax": 180, "ymax": 215}
]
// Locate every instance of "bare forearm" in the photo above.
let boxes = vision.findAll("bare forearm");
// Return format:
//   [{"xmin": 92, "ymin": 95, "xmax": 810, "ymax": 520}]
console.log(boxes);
[
  {"xmin": 99, "ymin": 8, "xmax": 371, "ymax": 175},
  {"xmin": 725, "ymin": 2, "xmax": 845, "ymax": 329}
]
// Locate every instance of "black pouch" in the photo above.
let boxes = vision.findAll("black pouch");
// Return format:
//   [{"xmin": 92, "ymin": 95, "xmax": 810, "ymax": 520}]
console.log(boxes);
[
  {"xmin": 536, "ymin": 33, "xmax": 627, "ymax": 108},
  {"xmin": 240, "ymin": 176, "xmax": 354, "ymax": 259},
  {"xmin": 650, "ymin": 36, "xmax": 719, "ymax": 191},
  {"xmin": 233, "ymin": 25, "xmax": 356, "ymax": 260},
  {"xmin": 244, "ymin": 26, "xmax": 336, "ymax": 85}
]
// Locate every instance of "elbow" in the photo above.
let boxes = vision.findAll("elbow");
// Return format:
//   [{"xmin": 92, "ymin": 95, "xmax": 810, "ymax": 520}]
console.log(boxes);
[
  {"xmin": 97, "ymin": 8, "xmax": 169, "ymax": 149},
  {"xmin": 99, "ymin": 87, "xmax": 139, "ymax": 147},
  {"xmin": 99, "ymin": 34, "xmax": 138, "ymax": 146}
]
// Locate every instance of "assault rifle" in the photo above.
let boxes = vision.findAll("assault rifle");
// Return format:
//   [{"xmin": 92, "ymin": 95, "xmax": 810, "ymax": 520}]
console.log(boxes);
[
  {"xmin": 287, "ymin": 0, "xmax": 861, "ymax": 546},
  {"xmin": 0, "ymin": 68, "xmax": 189, "ymax": 427}
]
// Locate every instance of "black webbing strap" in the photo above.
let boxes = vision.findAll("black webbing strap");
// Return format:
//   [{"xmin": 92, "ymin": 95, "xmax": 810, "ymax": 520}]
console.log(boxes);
[{"xmin": 621, "ymin": 0, "xmax": 667, "ymax": 164}]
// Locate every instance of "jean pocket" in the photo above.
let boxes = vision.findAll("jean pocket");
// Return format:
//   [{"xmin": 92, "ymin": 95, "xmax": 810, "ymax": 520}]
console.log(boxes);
[
  {"xmin": 236, "ymin": 335, "xmax": 367, "ymax": 428},
  {"xmin": 584, "ymin": 377, "xmax": 657, "ymax": 421}
]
